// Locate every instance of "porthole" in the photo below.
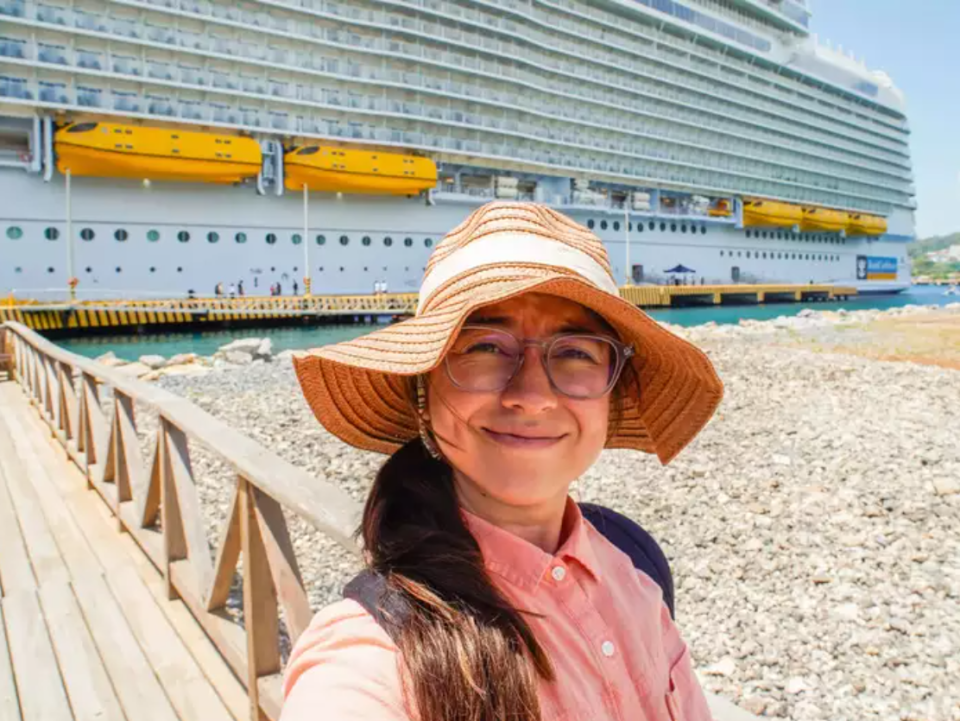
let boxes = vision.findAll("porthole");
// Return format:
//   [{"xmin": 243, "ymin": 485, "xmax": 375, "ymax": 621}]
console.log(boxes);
[
  {"xmin": 424, "ymin": 238, "xmax": 433, "ymax": 247},
  {"xmin": 85, "ymin": 266, "xmax": 92, "ymax": 273},
  {"xmin": 6, "ymin": 226, "xmax": 23, "ymax": 240},
  {"xmin": 762, "ymin": 252, "xmax": 767, "ymax": 259},
  {"xmin": 270, "ymin": 266, "xmax": 276, "ymax": 272},
  {"xmin": 14, "ymin": 267, "xmax": 22, "ymax": 274},
  {"xmin": 80, "ymin": 228, "xmax": 95, "ymax": 241},
  {"xmin": 587, "ymin": 219, "xmax": 595, "ymax": 229},
  {"xmin": 315, "ymin": 234, "xmax": 326, "ymax": 245},
  {"xmin": 148, "ymin": 229, "xmax": 160, "ymax": 242},
  {"xmin": 404, "ymin": 237, "xmax": 413, "ymax": 247},
  {"xmin": 339, "ymin": 235, "xmax": 349, "ymax": 246},
  {"xmin": 266, "ymin": 233, "xmax": 277, "ymax": 245},
  {"xmin": 680, "ymin": 224, "xmax": 687, "ymax": 233},
  {"xmin": 660, "ymin": 222, "xmax": 666, "ymax": 232},
  {"xmin": 177, "ymin": 266, "xmax": 183, "ymax": 272},
  {"xmin": 178, "ymin": 231, "xmax": 190, "ymax": 243},
  {"xmin": 720, "ymin": 250, "xmax": 724, "ymax": 257},
  {"xmin": 207, "ymin": 232, "xmax": 219, "ymax": 243},
  {"xmin": 637, "ymin": 224, "xmax": 643, "ymax": 233},
  {"xmin": 670, "ymin": 223, "xmax": 677, "ymax": 233},
  {"xmin": 600, "ymin": 220, "xmax": 608, "ymax": 231},
  {"xmin": 746, "ymin": 251, "xmax": 751, "ymax": 259},
  {"xmin": 150, "ymin": 266, "xmax": 156, "ymax": 273},
  {"xmin": 701, "ymin": 226, "xmax": 707, "ymax": 234},
  {"xmin": 362, "ymin": 236, "xmax": 372, "ymax": 247},
  {"xmin": 45, "ymin": 227, "xmax": 60, "ymax": 241},
  {"xmin": 648, "ymin": 221, "xmax": 654, "ymax": 231},
  {"xmin": 384, "ymin": 236, "xmax": 393, "ymax": 247},
  {"xmin": 235, "ymin": 232, "xmax": 247, "ymax": 244},
  {"xmin": 746, "ymin": 230, "xmax": 752, "ymax": 238},
  {"xmin": 47, "ymin": 266, "xmax": 55, "ymax": 273},
  {"xmin": 292, "ymin": 234, "xmax": 302, "ymax": 245},
  {"xmin": 613, "ymin": 221, "xmax": 620, "ymax": 232},
  {"xmin": 115, "ymin": 266, "xmax": 122, "ymax": 273},
  {"xmin": 339, "ymin": 266, "xmax": 344, "ymax": 272}
]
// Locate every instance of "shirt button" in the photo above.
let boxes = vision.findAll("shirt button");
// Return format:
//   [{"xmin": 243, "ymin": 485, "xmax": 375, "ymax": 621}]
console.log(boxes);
[
  {"xmin": 551, "ymin": 566, "xmax": 566, "ymax": 582},
  {"xmin": 601, "ymin": 641, "xmax": 616, "ymax": 657}
]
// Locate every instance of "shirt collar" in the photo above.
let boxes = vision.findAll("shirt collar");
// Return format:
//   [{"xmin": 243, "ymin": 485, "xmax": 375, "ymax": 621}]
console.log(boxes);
[{"xmin": 460, "ymin": 496, "xmax": 603, "ymax": 591}]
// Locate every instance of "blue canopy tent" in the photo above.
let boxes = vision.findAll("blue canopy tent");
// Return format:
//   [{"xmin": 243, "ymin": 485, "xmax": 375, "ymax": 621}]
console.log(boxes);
[{"xmin": 664, "ymin": 264, "xmax": 696, "ymax": 274}]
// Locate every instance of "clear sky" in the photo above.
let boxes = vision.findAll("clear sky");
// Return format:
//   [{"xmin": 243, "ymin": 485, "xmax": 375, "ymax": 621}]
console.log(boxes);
[{"xmin": 810, "ymin": 1, "xmax": 960, "ymax": 239}]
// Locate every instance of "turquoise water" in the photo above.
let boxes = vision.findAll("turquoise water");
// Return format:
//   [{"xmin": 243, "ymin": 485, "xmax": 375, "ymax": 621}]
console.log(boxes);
[{"xmin": 56, "ymin": 285, "xmax": 956, "ymax": 361}]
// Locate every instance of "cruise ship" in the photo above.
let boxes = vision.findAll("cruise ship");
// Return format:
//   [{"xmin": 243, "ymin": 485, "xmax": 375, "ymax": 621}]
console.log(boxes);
[{"xmin": 0, "ymin": 0, "xmax": 915, "ymax": 301}]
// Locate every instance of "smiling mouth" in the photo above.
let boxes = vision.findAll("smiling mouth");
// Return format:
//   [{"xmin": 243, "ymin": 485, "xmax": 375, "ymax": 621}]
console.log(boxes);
[{"xmin": 483, "ymin": 428, "xmax": 566, "ymax": 448}]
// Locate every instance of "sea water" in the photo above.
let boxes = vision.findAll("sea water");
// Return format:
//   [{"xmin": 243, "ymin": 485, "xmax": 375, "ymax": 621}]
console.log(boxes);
[{"xmin": 57, "ymin": 285, "xmax": 956, "ymax": 361}]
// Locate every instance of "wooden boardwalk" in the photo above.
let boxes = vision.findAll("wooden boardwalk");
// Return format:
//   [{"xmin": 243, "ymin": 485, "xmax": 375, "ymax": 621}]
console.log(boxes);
[{"xmin": 0, "ymin": 380, "xmax": 246, "ymax": 721}]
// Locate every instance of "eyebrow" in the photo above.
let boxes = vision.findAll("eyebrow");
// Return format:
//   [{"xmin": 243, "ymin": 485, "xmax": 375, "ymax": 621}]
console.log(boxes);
[{"xmin": 467, "ymin": 315, "xmax": 600, "ymax": 335}]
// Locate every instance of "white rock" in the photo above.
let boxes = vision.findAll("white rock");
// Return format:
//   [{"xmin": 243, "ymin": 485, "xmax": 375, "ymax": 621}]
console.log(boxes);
[
  {"xmin": 255, "ymin": 338, "xmax": 273, "ymax": 359},
  {"xmin": 115, "ymin": 361, "xmax": 152, "ymax": 378},
  {"xmin": 831, "ymin": 603, "xmax": 861, "ymax": 622},
  {"xmin": 703, "ymin": 657, "xmax": 736, "ymax": 677},
  {"xmin": 224, "ymin": 350, "xmax": 253, "ymax": 366},
  {"xmin": 98, "ymin": 355, "xmax": 129, "ymax": 368},
  {"xmin": 932, "ymin": 477, "xmax": 959, "ymax": 497},
  {"xmin": 139, "ymin": 354, "xmax": 167, "ymax": 370},
  {"xmin": 167, "ymin": 352, "xmax": 197, "ymax": 366},
  {"xmin": 218, "ymin": 338, "xmax": 262, "ymax": 354},
  {"xmin": 95, "ymin": 351, "xmax": 118, "ymax": 363},
  {"xmin": 162, "ymin": 364, "xmax": 209, "ymax": 377},
  {"xmin": 786, "ymin": 677, "xmax": 809, "ymax": 695}
]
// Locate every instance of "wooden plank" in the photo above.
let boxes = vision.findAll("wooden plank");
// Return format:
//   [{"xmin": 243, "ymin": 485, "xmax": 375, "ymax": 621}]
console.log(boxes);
[
  {"xmin": 113, "ymin": 391, "xmax": 143, "ymax": 506},
  {"xmin": 71, "ymin": 573, "xmax": 180, "ymax": 721},
  {"xmin": 139, "ymin": 430, "xmax": 162, "ymax": 528},
  {"xmin": 0, "ymin": 604, "xmax": 22, "ymax": 721},
  {"xmin": 252, "ymin": 487, "xmax": 312, "ymax": 642},
  {"xmin": 206, "ymin": 483, "xmax": 241, "ymax": 612},
  {"xmin": 0, "ymin": 451, "xmax": 35, "ymax": 595},
  {"xmin": 1, "ymin": 591, "xmax": 72, "ymax": 721},
  {"xmin": 163, "ymin": 422, "xmax": 213, "ymax": 594},
  {"xmin": 240, "ymin": 479, "xmax": 280, "ymax": 719},
  {"xmin": 106, "ymin": 564, "xmax": 233, "ymax": 721},
  {"xmin": 38, "ymin": 582, "xmax": 125, "ymax": 721},
  {"xmin": 0, "ymin": 420, "xmax": 71, "ymax": 589}
]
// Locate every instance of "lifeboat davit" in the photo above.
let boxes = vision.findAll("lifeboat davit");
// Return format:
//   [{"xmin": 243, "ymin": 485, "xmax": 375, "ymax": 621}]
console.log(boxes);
[
  {"xmin": 55, "ymin": 122, "xmax": 262, "ymax": 184},
  {"xmin": 846, "ymin": 212, "xmax": 887, "ymax": 236},
  {"xmin": 742, "ymin": 198, "xmax": 803, "ymax": 229},
  {"xmin": 800, "ymin": 206, "xmax": 848, "ymax": 233},
  {"xmin": 284, "ymin": 145, "xmax": 437, "ymax": 195}
]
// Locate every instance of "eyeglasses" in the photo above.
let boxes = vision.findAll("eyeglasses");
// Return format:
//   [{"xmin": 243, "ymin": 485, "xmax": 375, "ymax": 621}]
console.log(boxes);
[{"xmin": 444, "ymin": 325, "xmax": 635, "ymax": 399}]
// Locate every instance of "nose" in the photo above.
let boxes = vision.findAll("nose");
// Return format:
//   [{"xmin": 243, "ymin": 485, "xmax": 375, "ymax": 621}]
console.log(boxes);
[{"xmin": 499, "ymin": 346, "xmax": 558, "ymax": 414}]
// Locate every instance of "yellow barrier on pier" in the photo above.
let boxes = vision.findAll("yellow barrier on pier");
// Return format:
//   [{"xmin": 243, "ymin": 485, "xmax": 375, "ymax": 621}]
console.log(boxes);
[{"xmin": 0, "ymin": 284, "xmax": 857, "ymax": 334}]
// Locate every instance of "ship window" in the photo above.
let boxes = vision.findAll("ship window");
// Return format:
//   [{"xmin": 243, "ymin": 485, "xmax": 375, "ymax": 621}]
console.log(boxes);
[
  {"xmin": 85, "ymin": 266, "xmax": 92, "ymax": 273},
  {"xmin": 292, "ymin": 234, "xmax": 302, "ymax": 245},
  {"xmin": 115, "ymin": 267, "xmax": 122, "ymax": 273},
  {"xmin": 670, "ymin": 223, "xmax": 677, "ymax": 233},
  {"xmin": 637, "ymin": 224, "xmax": 643, "ymax": 233},
  {"xmin": 236, "ymin": 232, "xmax": 247, "ymax": 244},
  {"xmin": 340, "ymin": 235, "xmax": 349, "ymax": 246},
  {"xmin": 737, "ymin": 251, "xmax": 742, "ymax": 257},
  {"xmin": 648, "ymin": 221, "xmax": 654, "ymax": 231},
  {"xmin": 6, "ymin": 226, "xmax": 22, "ymax": 240},
  {"xmin": 627, "ymin": 223, "xmax": 632, "ymax": 232},
  {"xmin": 45, "ymin": 227, "xmax": 60, "ymax": 241},
  {"xmin": 587, "ymin": 219, "xmax": 595, "ymax": 229},
  {"xmin": 208, "ymin": 232, "xmax": 219, "ymax": 243},
  {"xmin": 600, "ymin": 220, "xmax": 608, "ymax": 231},
  {"xmin": 424, "ymin": 238, "xmax": 433, "ymax": 247},
  {"xmin": 746, "ymin": 251, "xmax": 751, "ymax": 259},
  {"xmin": 148, "ymin": 230, "xmax": 160, "ymax": 242},
  {"xmin": 613, "ymin": 221, "xmax": 620, "ymax": 232},
  {"xmin": 178, "ymin": 231, "xmax": 190, "ymax": 243},
  {"xmin": 680, "ymin": 224, "xmax": 687, "ymax": 234},
  {"xmin": 114, "ymin": 229, "xmax": 128, "ymax": 241},
  {"xmin": 177, "ymin": 266, "xmax": 183, "ymax": 272},
  {"xmin": 745, "ymin": 230, "xmax": 751, "ymax": 238},
  {"xmin": 720, "ymin": 250, "xmax": 724, "ymax": 257},
  {"xmin": 762, "ymin": 252, "xmax": 766, "ymax": 259},
  {"xmin": 660, "ymin": 222, "xmax": 666, "ymax": 232},
  {"xmin": 266, "ymin": 233, "xmax": 277, "ymax": 245},
  {"xmin": 67, "ymin": 122, "xmax": 98, "ymax": 133},
  {"xmin": 362, "ymin": 236, "xmax": 372, "ymax": 246},
  {"xmin": 80, "ymin": 228, "xmax": 95, "ymax": 241},
  {"xmin": 404, "ymin": 237, "xmax": 413, "ymax": 247},
  {"xmin": 14, "ymin": 267, "xmax": 21, "ymax": 274},
  {"xmin": 701, "ymin": 226, "xmax": 706, "ymax": 234},
  {"xmin": 384, "ymin": 236, "xmax": 393, "ymax": 247},
  {"xmin": 316, "ymin": 234, "xmax": 326, "ymax": 245},
  {"xmin": 298, "ymin": 146, "xmax": 320, "ymax": 155},
  {"xmin": 339, "ymin": 267, "xmax": 344, "ymax": 272},
  {"xmin": 47, "ymin": 266, "xmax": 55, "ymax": 273}
]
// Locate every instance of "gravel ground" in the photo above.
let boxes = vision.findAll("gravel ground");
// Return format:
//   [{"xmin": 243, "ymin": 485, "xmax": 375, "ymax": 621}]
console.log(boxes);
[{"xmin": 135, "ymin": 305, "xmax": 959, "ymax": 720}]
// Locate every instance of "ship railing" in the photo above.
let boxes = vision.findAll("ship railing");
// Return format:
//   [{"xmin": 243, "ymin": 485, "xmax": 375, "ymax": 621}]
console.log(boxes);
[{"xmin": 1, "ymin": 320, "xmax": 364, "ymax": 720}]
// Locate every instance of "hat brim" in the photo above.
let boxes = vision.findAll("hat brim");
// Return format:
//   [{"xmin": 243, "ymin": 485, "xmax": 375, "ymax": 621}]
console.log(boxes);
[{"xmin": 293, "ymin": 269, "xmax": 723, "ymax": 464}]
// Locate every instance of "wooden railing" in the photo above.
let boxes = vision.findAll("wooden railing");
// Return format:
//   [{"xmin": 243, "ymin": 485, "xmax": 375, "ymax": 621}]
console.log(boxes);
[{"xmin": 1, "ymin": 321, "xmax": 364, "ymax": 720}]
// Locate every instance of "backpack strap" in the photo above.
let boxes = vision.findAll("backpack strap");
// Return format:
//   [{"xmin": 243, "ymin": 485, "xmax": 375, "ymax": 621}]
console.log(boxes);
[{"xmin": 578, "ymin": 502, "xmax": 675, "ymax": 620}]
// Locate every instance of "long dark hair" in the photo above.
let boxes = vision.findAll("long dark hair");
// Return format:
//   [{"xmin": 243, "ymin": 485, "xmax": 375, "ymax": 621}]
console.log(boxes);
[{"xmin": 359, "ymin": 363, "xmax": 638, "ymax": 720}]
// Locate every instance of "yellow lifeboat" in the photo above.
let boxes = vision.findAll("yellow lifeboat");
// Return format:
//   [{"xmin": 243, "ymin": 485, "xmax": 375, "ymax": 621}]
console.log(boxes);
[
  {"xmin": 283, "ymin": 145, "xmax": 437, "ymax": 195},
  {"xmin": 846, "ymin": 212, "xmax": 887, "ymax": 236},
  {"xmin": 55, "ymin": 122, "xmax": 262, "ymax": 184},
  {"xmin": 708, "ymin": 198, "xmax": 732, "ymax": 217},
  {"xmin": 742, "ymin": 198, "xmax": 803, "ymax": 228},
  {"xmin": 800, "ymin": 206, "xmax": 847, "ymax": 233}
]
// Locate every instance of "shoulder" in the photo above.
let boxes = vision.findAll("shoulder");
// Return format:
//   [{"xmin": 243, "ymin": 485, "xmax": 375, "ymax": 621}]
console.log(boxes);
[{"xmin": 281, "ymin": 599, "xmax": 411, "ymax": 720}]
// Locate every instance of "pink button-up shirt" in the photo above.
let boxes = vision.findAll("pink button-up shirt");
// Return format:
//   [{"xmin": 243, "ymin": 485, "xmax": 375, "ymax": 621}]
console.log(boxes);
[{"xmin": 282, "ymin": 497, "xmax": 712, "ymax": 720}]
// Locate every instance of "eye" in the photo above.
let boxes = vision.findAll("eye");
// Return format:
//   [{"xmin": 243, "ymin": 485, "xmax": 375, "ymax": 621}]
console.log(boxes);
[{"xmin": 461, "ymin": 341, "xmax": 505, "ymax": 355}]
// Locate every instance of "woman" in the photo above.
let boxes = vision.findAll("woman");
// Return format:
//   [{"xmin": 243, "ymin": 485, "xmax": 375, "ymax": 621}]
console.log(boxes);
[{"xmin": 283, "ymin": 202, "xmax": 723, "ymax": 720}]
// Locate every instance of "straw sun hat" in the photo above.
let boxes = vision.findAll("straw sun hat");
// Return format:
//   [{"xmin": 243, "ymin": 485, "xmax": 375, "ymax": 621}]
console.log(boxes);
[{"xmin": 293, "ymin": 201, "xmax": 723, "ymax": 465}]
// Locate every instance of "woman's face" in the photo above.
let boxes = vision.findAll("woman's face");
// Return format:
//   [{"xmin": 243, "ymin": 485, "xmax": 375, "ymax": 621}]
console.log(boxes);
[{"xmin": 426, "ymin": 293, "xmax": 613, "ymax": 510}]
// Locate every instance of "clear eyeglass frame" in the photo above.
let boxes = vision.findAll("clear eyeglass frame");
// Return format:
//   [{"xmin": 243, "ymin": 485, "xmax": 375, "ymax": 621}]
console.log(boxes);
[{"xmin": 443, "ymin": 324, "xmax": 635, "ymax": 399}]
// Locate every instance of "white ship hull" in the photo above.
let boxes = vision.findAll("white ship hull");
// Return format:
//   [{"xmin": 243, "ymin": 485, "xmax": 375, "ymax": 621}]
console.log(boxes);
[{"xmin": 1, "ymin": 170, "xmax": 911, "ymax": 301}]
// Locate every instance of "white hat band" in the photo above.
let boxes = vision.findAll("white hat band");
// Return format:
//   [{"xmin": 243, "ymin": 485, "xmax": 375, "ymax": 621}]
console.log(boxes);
[{"xmin": 417, "ymin": 233, "xmax": 619, "ymax": 314}]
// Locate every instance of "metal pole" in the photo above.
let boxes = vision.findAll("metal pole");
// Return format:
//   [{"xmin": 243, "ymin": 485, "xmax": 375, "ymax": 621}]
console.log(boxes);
[
  {"xmin": 303, "ymin": 184, "xmax": 311, "ymax": 297},
  {"xmin": 66, "ymin": 168, "xmax": 75, "ymax": 302},
  {"xmin": 623, "ymin": 201, "xmax": 631, "ymax": 286}
]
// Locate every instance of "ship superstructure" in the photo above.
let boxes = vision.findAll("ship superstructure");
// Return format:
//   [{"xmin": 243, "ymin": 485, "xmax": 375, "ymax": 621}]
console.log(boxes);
[{"xmin": 1, "ymin": 0, "xmax": 915, "ymax": 298}]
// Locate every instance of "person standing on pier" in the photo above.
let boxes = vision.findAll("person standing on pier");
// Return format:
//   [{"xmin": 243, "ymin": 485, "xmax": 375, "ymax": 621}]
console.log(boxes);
[
  {"xmin": 228, "ymin": 282, "xmax": 236, "ymax": 298},
  {"xmin": 293, "ymin": 280, "xmax": 299, "ymax": 296},
  {"xmin": 284, "ymin": 202, "xmax": 722, "ymax": 721},
  {"xmin": 238, "ymin": 280, "xmax": 245, "ymax": 297}
]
